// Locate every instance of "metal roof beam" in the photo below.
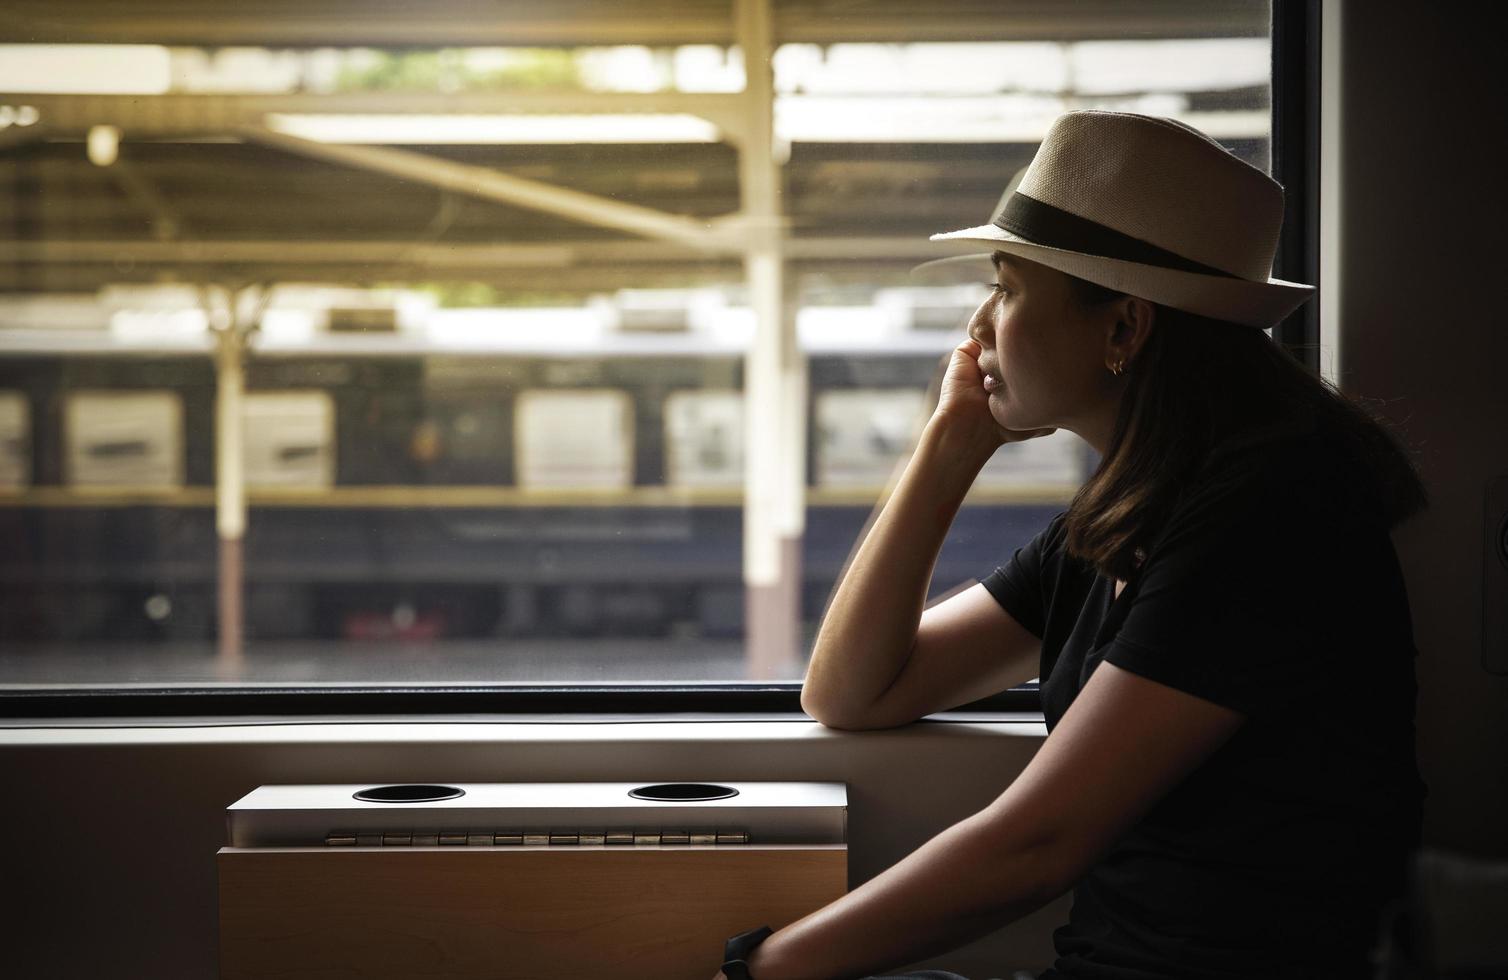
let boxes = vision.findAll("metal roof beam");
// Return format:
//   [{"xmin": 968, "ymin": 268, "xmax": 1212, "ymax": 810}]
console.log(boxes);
[
  {"xmin": 3, "ymin": 92, "xmax": 750, "ymax": 145},
  {"xmin": 236, "ymin": 125, "xmax": 744, "ymax": 252}
]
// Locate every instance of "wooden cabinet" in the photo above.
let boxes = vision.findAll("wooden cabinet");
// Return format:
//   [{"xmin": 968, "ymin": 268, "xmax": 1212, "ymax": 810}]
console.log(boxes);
[
  {"xmin": 219, "ymin": 782, "xmax": 848, "ymax": 979},
  {"xmin": 219, "ymin": 843, "xmax": 846, "ymax": 979}
]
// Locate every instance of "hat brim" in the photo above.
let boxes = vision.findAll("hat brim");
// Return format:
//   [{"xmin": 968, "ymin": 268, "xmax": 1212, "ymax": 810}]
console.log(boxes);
[{"xmin": 911, "ymin": 224, "xmax": 1315, "ymax": 330}]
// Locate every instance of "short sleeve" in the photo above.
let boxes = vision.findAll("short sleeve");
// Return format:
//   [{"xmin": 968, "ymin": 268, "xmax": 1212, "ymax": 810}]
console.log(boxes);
[
  {"xmin": 981, "ymin": 510, "xmax": 1067, "ymax": 640},
  {"xmin": 1100, "ymin": 453, "xmax": 1341, "ymax": 719}
]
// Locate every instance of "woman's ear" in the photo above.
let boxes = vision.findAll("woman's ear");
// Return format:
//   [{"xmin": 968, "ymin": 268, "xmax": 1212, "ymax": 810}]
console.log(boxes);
[{"xmin": 1114, "ymin": 296, "xmax": 1156, "ymax": 354}]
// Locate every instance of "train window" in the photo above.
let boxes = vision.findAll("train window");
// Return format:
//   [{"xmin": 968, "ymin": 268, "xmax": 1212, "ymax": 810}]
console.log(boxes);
[
  {"xmin": 664, "ymin": 390, "xmax": 744, "ymax": 488},
  {"xmin": 514, "ymin": 389, "xmax": 635, "ymax": 490},
  {"xmin": 816, "ymin": 388, "xmax": 929, "ymax": 487},
  {"xmin": 0, "ymin": 392, "xmax": 29, "ymax": 489},
  {"xmin": 243, "ymin": 391, "xmax": 336, "ymax": 488},
  {"xmin": 974, "ymin": 430, "xmax": 1092, "ymax": 492},
  {"xmin": 0, "ymin": 2, "xmax": 1289, "ymax": 706},
  {"xmin": 63, "ymin": 391, "xmax": 184, "ymax": 489}
]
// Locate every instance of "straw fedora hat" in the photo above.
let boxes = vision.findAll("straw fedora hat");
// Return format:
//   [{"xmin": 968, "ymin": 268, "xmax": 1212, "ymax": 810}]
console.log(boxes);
[{"xmin": 915, "ymin": 110, "xmax": 1315, "ymax": 329}]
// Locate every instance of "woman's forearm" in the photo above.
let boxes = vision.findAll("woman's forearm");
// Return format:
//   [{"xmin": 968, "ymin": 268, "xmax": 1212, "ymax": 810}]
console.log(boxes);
[
  {"xmin": 744, "ymin": 808, "xmax": 1062, "ymax": 980},
  {"xmin": 801, "ymin": 417, "xmax": 1000, "ymax": 728}
]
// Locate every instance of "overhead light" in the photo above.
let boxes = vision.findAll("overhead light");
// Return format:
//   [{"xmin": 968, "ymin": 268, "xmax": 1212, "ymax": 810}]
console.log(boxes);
[
  {"xmin": 0, "ymin": 105, "xmax": 41, "ymax": 128},
  {"xmin": 264, "ymin": 113, "xmax": 721, "ymax": 144},
  {"xmin": 262, "ymin": 100, "xmax": 1265, "ymax": 148},
  {"xmin": 0, "ymin": 44, "xmax": 171, "ymax": 94},
  {"xmin": 775, "ymin": 97, "xmax": 1269, "ymax": 143},
  {"xmin": 87, "ymin": 125, "xmax": 120, "ymax": 166}
]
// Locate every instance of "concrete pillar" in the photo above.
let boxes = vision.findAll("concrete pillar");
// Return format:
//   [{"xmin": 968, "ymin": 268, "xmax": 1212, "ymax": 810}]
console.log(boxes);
[
  {"xmin": 735, "ymin": 0, "xmax": 805, "ymax": 679},
  {"xmin": 206, "ymin": 285, "xmax": 263, "ymax": 674}
]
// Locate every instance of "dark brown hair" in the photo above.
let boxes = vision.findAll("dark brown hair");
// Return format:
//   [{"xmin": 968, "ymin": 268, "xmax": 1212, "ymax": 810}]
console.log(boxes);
[{"xmin": 1060, "ymin": 274, "xmax": 1430, "ymax": 582}]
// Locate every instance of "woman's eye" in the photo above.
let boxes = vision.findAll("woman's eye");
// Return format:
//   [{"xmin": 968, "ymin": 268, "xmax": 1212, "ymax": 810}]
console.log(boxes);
[{"xmin": 983, "ymin": 282, "xmax": 1008, "ymax": 294}]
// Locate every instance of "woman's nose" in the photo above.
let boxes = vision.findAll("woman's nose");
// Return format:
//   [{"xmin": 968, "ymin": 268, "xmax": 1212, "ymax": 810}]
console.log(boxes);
[{"xmin": 967, "ymin": 309, "xmax": 992, "ymax": 348}]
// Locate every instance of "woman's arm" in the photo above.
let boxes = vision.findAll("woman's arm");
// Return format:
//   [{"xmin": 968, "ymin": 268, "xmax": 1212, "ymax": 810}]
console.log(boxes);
[
  {"xmin": 739, "ymin": 803, "xmax": 1063, "ymax": 980},
  {"xmin": 802, "ymin": 333, "xmax": 1050, "ymax": 728},
  {"xmin": 745, "ymin": 661, "xmax": 1248, "ymax": 979},
  {"xmin": 800, "ymin": 412, "xmax": 1001, "ymax": 728}
]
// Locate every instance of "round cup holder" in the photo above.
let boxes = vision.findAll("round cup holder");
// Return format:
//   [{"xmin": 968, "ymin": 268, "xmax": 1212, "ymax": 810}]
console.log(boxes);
[
  {"xmin": 628, "ymin": 782, "xmax": 739, "ymax": 802},
  {"xmin": 353, "ymin": 784, "xmax": 466, "ymax": 803}
]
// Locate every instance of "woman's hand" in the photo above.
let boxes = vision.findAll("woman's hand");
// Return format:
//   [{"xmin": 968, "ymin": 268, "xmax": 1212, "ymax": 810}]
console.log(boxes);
[{"xmin": 931, "ymin": 337, "xmax": 1058, "ymax": 449}]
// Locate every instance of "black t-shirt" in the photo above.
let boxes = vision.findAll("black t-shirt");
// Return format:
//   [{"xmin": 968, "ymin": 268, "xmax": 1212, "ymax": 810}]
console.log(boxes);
[{"xmin": 981, "ymin": 429, "xmax": 1427, "ymax": 980}]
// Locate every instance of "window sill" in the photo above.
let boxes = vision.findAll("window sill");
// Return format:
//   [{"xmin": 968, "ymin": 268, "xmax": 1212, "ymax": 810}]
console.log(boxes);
[{"xmin": 0, "ymin": 712, "xmax": 1048, "ymax": 740}]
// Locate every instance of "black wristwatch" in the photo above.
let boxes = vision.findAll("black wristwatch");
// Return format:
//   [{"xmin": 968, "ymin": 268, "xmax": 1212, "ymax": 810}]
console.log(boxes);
[{"xmin": 721, "ymin": 924, "xmax": 774, "ymax": 980}]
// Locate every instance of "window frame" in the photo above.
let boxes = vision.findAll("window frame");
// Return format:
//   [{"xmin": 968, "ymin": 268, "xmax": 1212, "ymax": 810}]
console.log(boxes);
[
  {"xmin": 1270, "ymin": 0, "xmax": 1322, "ymax": 368},
  {"xmin": 0, "ymin": 1, "xmax": 1314, "ymax": 722}
]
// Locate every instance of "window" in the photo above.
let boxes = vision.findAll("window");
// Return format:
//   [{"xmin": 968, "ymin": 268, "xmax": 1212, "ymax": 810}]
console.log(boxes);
[{"xmin": 0, "ymin": 1, "xmax": 1305, "ymax": 718}]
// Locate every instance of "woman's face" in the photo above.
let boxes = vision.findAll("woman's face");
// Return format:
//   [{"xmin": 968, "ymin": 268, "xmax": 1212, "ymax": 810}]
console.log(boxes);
[{"xmin": 966, "ymin": 251, "xmax": 1122, "ymax": 441}]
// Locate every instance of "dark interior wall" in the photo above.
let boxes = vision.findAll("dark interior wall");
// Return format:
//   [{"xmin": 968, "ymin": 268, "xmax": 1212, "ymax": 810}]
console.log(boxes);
[{"xmin": 1337, "ymin": 0, "xmax": 1508, "ymax": 856}]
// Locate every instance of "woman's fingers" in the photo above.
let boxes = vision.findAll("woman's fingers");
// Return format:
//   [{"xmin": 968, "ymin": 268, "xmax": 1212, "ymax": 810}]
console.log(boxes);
[{"xmin": 950, "ymin": 340, "xmax": 984, "ymax": 382}]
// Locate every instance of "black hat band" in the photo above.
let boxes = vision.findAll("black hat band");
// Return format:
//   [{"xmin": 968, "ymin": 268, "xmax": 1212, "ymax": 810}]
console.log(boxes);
[{"xmin": 993, "ymin": 192, "xmax": 1240, "ymax": 280}]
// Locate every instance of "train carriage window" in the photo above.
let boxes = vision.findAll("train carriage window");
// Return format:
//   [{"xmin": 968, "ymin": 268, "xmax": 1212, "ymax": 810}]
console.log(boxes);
[
  {"xmin": 0, "ymin": 1, "xmax": 1289, "ymax": 707},
  {"xmin": 63, "ymin": 391, "xmax": 185, "ymax": 489},
  {"xmin": 0, "ymin": 392, "xmax": 29, "ymax": 489},
  {"xmin": 664, "ymin": 390, "xmax": 744, "ymax": 488},
  {"xmin": 242, "ymin": 391, "xmax": 336, "ymax": 488},
  {"xmin": 974, "ymin": 429, "xmax": 1092, "ymax": 492},
  {"xmin": 514, "ymin": 389, "xmax": 635, "ymax": 490},
  {"xmin": 816, "ymin": 388, "xmax": 929, "ymax": 488}
]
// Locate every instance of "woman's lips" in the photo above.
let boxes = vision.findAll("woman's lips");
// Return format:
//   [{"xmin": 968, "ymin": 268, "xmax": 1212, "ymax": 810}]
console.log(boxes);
[{"xmin": 983, "ymin": 373, "xmax": 1002, "ymax": 392}]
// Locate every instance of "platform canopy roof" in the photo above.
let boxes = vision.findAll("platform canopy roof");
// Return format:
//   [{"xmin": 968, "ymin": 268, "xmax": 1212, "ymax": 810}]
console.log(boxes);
[{"xmin": 0, "ymin": 0, "xmax": 1272, "ymax": 295}]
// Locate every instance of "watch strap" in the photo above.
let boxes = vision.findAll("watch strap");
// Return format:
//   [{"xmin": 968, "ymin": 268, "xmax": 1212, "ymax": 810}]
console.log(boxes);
[{"xmin": 721, "ymin": 924, "xmax": 774, "ymax": 979}]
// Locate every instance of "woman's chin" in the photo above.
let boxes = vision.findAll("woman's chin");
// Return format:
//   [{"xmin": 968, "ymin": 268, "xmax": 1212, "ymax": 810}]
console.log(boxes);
[{"xmin": 990, "ymin": 398, "xmax": 1046, "ymax": 434}]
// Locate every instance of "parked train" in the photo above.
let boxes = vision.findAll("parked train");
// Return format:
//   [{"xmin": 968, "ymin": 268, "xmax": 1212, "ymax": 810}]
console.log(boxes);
[{"xmin": 0, "ymin": 333, "xmax": 1092, "ymax": 644}]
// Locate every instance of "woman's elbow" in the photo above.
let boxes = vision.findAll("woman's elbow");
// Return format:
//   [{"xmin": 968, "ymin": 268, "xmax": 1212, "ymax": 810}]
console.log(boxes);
[{"xmin": 976, "ymin": 810, "xmax": 1091, "ymax": 910}]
